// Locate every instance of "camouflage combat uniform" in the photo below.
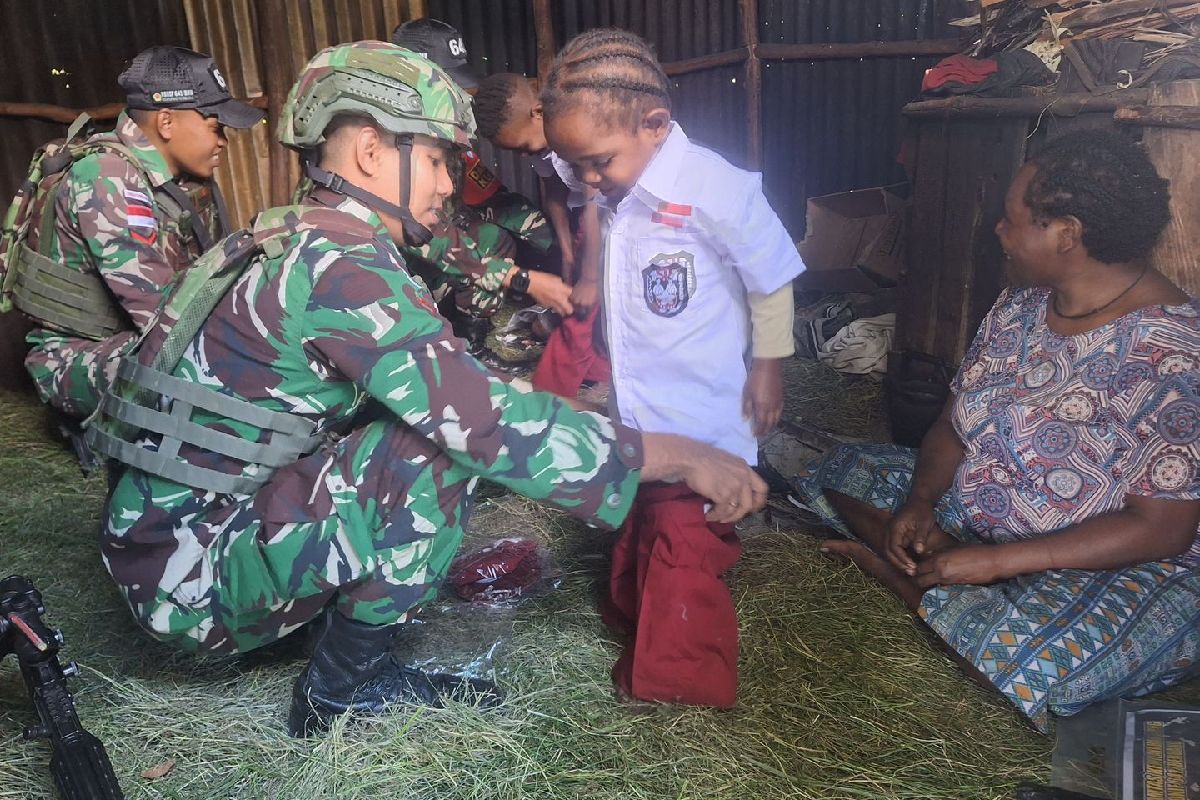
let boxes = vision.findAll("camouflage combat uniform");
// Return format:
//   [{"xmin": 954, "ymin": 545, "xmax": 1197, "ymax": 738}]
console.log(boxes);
[
  {"xmin": 401, "ymin": 149, "xmax": 553, "ymax": 320},
  {"xmin": 98, "ymin": 187, "xmax": 642, "ymax": 654},
  {"xmin": 23, "ymin": 112, "xmax": 221, "ymax": 418}
]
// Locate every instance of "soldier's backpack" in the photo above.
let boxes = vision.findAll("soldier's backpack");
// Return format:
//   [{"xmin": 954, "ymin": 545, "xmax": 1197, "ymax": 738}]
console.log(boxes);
[
  {"xmin": 86, "ymin": 204, "xmax": 387, "ymax": 495},
  {"xmin": 0, "ymin": 113, "xmax": 225, "ymax": 340}
]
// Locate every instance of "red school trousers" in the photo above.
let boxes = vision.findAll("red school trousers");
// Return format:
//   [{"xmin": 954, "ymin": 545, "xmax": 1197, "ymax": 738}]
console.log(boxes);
[{"xmin": 604, "ymin": 482, "xmax": 742, "ymax": 707}]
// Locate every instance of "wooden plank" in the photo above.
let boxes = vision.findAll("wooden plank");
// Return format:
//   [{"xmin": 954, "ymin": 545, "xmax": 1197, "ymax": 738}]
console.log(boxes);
[
  {"xmin": 964, "ymin": 119, "xmax": 1028, "ymax": 360},
  {"xmin": 1144, "ymin": 79, "xmax": 1200, "ymax": 296},
  {"xmin": 896, "ymin": 120, "xmax": 951, "ymax": 357},
  {"xmin": 933, "ymin": 122, "xmax": 985, "ymax": 364}
]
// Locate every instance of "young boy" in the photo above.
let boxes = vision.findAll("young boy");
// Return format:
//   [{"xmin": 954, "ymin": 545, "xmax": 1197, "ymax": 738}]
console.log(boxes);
[
  {"xmin": 473, "ymin": 73, "xmax": 609, "ymax": 397},
  {"xmin": 542, "ymin": 29, "xmax": 804, "ymax": 707}
]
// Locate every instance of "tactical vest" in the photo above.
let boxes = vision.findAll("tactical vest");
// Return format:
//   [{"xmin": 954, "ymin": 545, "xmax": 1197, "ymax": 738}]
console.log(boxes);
[
  {"xmin": 85, "ymin": 204, "xmax": 388, "ymax": 495},
  {"xmin": 0, "ymin": 113, "xmax": 228, "ymax": 341}
]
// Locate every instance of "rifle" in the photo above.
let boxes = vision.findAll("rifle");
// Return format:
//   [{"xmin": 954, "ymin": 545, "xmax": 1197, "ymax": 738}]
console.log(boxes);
[{"xmin": 0, "ymin": 575, "xmax": 124, "ymax": 799}]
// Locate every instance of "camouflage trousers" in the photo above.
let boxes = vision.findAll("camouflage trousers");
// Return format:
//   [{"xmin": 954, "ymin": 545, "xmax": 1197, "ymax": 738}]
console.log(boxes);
[
  {"xmin": 107, "ymin": 417, "xmax": 477, "ymax": 654},
  {"xmin": 24, "ymin": 329, "xmax": 136, "ymax": 418}
]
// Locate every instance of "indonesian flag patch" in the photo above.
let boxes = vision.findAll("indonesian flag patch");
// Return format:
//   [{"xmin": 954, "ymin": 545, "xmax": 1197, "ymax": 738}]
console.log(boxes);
[{"xmin": 124, "ymin": 189, "xmax": 158, "ymax": 246}]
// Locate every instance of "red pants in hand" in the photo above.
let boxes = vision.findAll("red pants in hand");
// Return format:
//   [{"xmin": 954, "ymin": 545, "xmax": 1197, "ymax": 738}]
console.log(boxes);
[
  {"xmin": 603, "ymin": 482, "xmax": 742, "ymax": 707},
  {"xmin": 531, "ymin": 305, "xmax": 610, "ymax": 398}
]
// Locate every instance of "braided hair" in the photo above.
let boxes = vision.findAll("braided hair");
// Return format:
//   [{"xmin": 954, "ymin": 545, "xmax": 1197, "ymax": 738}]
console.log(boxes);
[
  {"xmin": 1025, "ymin": 130, "xmax": 1171, "ymax": 264},
  {"xmin": 473, "ymin": 73, "xmax": 529, "ymax": 140},
  {"xmin": 542, "ymin": 28, "xmax": 672, "ymax": 133}
]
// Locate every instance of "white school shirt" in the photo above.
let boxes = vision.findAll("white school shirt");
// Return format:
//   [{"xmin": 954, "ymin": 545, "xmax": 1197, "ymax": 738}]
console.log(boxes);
[
  {"xmin": 600, "ymin": 123, "xmax": 805, "ymax": 464},
  {"xmin": 531, "ymin": 150, "xmax": 590, "ymax": 209}
]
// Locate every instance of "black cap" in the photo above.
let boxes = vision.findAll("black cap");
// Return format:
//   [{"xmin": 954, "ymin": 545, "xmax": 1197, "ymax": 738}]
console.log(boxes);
[
  {"xmin": 118, "ymin": 46, "xmax": 264, "ymax": 129},
  {"xmin": 391, "ymin": 18, "xmax": 480, "ymax": 91}
]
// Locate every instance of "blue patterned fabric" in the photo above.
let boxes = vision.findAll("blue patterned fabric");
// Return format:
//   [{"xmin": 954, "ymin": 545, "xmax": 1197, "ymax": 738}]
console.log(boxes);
[{"xmin": 794, "ymin": 442, "xmax": 1200, "ymax": 732}]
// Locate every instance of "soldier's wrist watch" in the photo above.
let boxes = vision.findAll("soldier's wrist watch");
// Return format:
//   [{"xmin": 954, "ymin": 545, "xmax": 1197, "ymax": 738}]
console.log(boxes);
[{"xmin": 509, "ymin": 268, "xmax": 531, "ymax": 296}]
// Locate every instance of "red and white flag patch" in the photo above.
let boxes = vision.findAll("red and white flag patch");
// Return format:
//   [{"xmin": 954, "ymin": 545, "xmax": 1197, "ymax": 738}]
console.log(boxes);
[
  {"xmin": 652, "ymin": 201, "xmax": 692, "ymax": 229},
  {"xmin": 124, "ymin": 189, "xmax": 158, "ymax": 245}
]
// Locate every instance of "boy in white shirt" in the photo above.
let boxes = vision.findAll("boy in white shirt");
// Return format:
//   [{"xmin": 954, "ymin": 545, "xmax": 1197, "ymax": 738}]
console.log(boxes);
[{"xmin": 543, "ymin": 28, "xmax": 804, "ymax": 707}]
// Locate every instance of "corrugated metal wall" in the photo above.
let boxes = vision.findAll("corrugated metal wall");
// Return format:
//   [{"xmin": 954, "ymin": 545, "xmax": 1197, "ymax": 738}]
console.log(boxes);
[
  {"xmin": 426, "ymin": 0, "xmax": 543, "ymax": 200},
  {"xmin": 0, "ymin": 0, "xmax": 190, "ymax": 389},
  {"xmin": 0, "ymin": 0, "xmax": 190, "ymax": 203},
  {"xmin": 426, "ymin": 0, "xmax": 957, "ymax": 234},
  {"xmin": 760, "ymin": 1, "xmax": 953, "ymax": 233}
]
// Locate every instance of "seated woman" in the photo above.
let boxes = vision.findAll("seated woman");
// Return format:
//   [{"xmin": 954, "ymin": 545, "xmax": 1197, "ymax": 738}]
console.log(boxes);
[{"xmin": 796, "ymin": 130, "xmax": 1200, "ymax": 733}]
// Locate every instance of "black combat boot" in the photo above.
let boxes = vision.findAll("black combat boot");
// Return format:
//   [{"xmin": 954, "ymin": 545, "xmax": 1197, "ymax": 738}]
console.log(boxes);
[{"xmin": 287, "ymin": 611, "xmax": 504, "ymax": 737}]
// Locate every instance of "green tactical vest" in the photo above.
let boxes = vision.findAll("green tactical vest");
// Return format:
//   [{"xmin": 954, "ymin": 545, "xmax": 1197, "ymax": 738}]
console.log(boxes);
[
  {"xmin": 0, "ymin": 113, "xmax": 228, "ymax": 341},
  {"xmin": 85, "ymin": 204, "xmax": 388, "ymax": 495}
]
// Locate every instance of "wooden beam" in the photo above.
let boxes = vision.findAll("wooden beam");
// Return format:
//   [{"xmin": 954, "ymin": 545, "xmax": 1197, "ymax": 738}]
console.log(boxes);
[
  {"xmin": 756, "ymin": 38, "xmax": 962, "ymax": 62},
  {"xmin": 661, "ymin": 47, "xmax": 748, "ymax": 77},
  {"xmin": 740, "ymin": 0, "xmax": 762, "ymax": 170},
  {"xmin": 532, "ymin": 0, "xmax": 556, "ymax": 85},
  {"xmin": 903, "ymin": 90, "xmax": 1151, "ymax": 119},
  {"xmin": 659, "ymin": 38, "xmax": 962, "ymax": 78},
  {"xmin": 0, "ymin": 97, "xmax": 269, "ymax": 125},
  {"xmin": 255, "ymin": 0, "xmax": 297, "ymax": 207},
  {"xmin": 1115, "ymin": 104, "xmax": 1200, "ymax": 131},
  {"xmin": 0, "ymin": 101, "xmax": 125, "ymax": 124}
]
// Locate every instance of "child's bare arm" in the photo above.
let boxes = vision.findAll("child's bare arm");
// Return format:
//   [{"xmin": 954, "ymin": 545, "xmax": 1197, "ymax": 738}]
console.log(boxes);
[
  {"xmin": 540, "ymin": 175, "xmax": 575, "ymax": 283},
  {"xmin": 569, "ymin": 202, "xmax": 603, "ymax": 315},
  {"xmin": 743, "ymin": 283, "xmax": 795, "ymax": 436}
]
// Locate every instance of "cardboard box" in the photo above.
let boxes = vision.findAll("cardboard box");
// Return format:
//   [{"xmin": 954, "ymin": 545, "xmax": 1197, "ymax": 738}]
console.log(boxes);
[{"xmin": 795, "ymin": 186, "xmax": 909, "ymax": 292}]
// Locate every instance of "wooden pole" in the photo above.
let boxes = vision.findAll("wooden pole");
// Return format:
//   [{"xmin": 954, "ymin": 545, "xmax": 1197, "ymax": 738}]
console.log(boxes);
[
  {"xmin": 741, "ymin": 0, "xmax": 762, "ymax": 170},
  {"xmin": 0, "ymin": 101, "xmax": 125, "ymax": 125},
  {"xmin": 662, "ymin": 48, "xmax": 748, "ymax": 77},
  {"xmin": 903, "ymin": 90, "xmax": 1151, "ymax": 119},
  {"xmin": 755, "ymin": 38, "xmax": 962, "ymax": 62},
  {"xmin": 255, "ymin": 0, "xmax": 295, "ymax": 207},
  {"xmin": 532, "ymin": 0, "xmax": 556, "ymax": 85},
  {"xmin": 1115, "ymin": 104, "xmax": 1200, "ymax": 131}
]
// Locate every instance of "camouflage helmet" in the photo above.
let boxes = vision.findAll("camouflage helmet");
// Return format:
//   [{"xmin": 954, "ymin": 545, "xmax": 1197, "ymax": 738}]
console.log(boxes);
[{"xmin": 279, "ymin": 40, "xmax": 476, "ymax": 150}]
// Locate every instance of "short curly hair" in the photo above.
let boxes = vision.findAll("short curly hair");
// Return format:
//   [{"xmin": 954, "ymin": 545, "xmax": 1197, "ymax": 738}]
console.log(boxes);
[
  {"xmin": 1025, "ymin": 130, "xmax": 1171, "ymax": 264},
  {"xmin": 473, "ymin": 73, "xmax": 528, "ymax": 140}
]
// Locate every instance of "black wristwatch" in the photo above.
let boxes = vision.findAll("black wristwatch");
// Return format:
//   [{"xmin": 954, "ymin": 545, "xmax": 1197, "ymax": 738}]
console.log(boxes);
[{"xmin": 509, "ymin": 268, "xmax": 531, "ymax": 296}]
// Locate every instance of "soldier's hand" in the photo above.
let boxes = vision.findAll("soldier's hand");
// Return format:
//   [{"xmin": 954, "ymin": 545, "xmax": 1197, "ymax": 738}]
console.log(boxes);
[
  {"xmin": 527, "ymin": 272, "xmax": 575, "ymax": 316},
  {"xmin": 569, "ymin": 279, "xmax": 601, "ymax": 316},
  {"xmin": 640, "ymin": 433, "xmax": 768, "ymax": 524}
]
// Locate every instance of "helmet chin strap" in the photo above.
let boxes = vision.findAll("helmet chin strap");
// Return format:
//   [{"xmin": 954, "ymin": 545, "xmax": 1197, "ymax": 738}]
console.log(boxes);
[{"xmin": 302, "ymin": 134, "xmax": 433, "ymax": 246}]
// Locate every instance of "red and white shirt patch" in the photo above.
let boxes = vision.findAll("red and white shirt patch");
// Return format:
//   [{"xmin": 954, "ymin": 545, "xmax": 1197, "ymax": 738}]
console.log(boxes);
[
  {"xmin": 124, "ymin": 188, "xmax": 158, "ymax": 245},
  {"xmin": 651, "ymin": 201, "xmax": 692, "ymax": 229}
]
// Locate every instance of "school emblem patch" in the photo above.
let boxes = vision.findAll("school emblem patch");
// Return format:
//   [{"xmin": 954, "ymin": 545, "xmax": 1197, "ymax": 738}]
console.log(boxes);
[{"xmin": 642, "ymin": 251, "xmax": 695, "ymax": 318}]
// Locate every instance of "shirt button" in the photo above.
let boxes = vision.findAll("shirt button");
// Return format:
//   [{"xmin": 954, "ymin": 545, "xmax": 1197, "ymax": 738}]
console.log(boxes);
[
  {"xmin": 621, "ymin": 443, "xmax": 637, "ymax": 459},
  {"xmin": 606, "ymin": 492, "xmax": 622, "ymax": 508}
]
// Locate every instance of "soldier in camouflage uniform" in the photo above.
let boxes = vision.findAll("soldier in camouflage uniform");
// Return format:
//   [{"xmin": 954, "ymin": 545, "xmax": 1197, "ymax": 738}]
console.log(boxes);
[
  {"xmin": 391, "ymin": 18, "xmax": 573, "ymax": 352},
  {"xmin": 16, "ymin": 47, "xmax": 262, "ymax": 420},
  {"xmin": 87, "ymin": 42, "xmax": 766, "ymax": 737}
]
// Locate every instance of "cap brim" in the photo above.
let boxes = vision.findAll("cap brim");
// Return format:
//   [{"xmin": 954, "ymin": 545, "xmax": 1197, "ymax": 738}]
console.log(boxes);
[
  {"xmin": 445, "ymin": 63, "xmax": 480, "ymax": 91},
  {"xmin": 203, "ymin": 98, "xmax": 264, "ymax": 129}
]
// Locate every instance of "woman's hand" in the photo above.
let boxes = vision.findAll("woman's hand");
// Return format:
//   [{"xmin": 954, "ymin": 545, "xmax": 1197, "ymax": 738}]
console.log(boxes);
[
  {"xmin": 914, "ymin": 544, "xmax": 1007, "ymax": 588},
  {"xmin": 885, "ymin": 500, "xmax": 941, "ymax": 574}
]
